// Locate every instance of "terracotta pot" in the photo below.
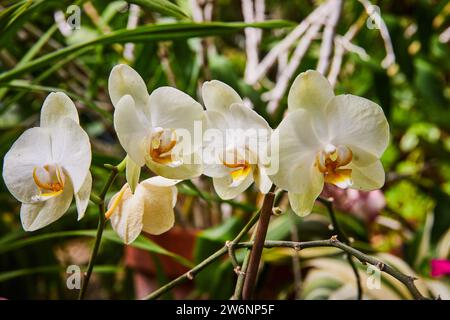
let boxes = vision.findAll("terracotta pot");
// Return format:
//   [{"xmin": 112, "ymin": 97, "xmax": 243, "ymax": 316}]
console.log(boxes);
[{"xmin": 125, "ymin": 226, "xmax": 199, "ymax": 299}]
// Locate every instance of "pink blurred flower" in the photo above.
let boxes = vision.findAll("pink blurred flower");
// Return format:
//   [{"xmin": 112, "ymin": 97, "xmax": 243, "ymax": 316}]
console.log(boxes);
[
  {"xmin": 431, "ymin": 259, "xmax": 450, "ymax": 277},
  {"xmin": 321, "ymin": 184, "xmax": 386, "ymax": 222}
]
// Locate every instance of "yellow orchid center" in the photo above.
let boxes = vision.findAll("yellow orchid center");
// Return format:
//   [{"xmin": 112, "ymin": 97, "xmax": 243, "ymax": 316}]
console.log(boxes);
[
  {"xmin": 222, "ymin": 149, "xmax": 252, "ymax": 187},
  {"xmin": 316, "ymin": 144, "xmax": 353, "ymax": 188},
  {"xmin": 149, "ymin": 128, "xmax": 178, "ymax": 165},
  {"xmin": 32, "ymin": 164, "xmax": 65, "ymax": 200}
]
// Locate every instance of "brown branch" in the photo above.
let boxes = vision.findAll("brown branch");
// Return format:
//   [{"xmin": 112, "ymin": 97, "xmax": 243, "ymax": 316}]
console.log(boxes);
[{"xmin": 242, "ymin": 188, "xmax": 275, "ymax": 299}]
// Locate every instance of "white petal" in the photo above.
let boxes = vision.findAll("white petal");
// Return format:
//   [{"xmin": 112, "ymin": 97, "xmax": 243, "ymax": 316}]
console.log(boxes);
[
  {"xmin": 253, "ymin": 164, "xmax": 273, "ymax": 194},
  {"xmin": 108, "ymin": 184, "xmax": 144, "ymax": 244},
  {"xmin": 139, "ymin": 178, "xmax": 176, "ymax": 235},
  {"xmin": 3, "ymin": 127, "xmax": 52, "ymax": 203},
  {"xmin": 349, "ymin": 159, "xmax": 386, "ymax": 191},
  {"xmin": 212, "ymin": 170, "xmax": 254, "ymax": 200},
  {"xmin": 149, "ymin": 86, "xmax": 204, "ymax": 129},
  {"xmin": 288, "ymin": 70, "xmax": 334, "ymax": 114},
  {"xmin": 20, "ymin": 178, "xmax": 74, "ymax": 231},
  {"xmin": 268, "ymin": 110, "xmax": 321, "ymax": 193},
  {"xmin": 108, "ymin": 64, "xmax": 150, "ymax": 116},
  {"xmin": 145, "ymin": 154, "xmax": 202, "ymax": 180},
  {"xmin": 50, "ymin": 118, "xmax": 91, "ymax": 194},
  {"xmin": 114, "ymin": 95, "xmax": 150, "ymax": 167},
  {"xmin": 75, "ymin": 171, "xmax": 92, "ymax": 221},
  {"xmin": 144, "ymin": 176, "xmax": 180, "ymax": 187},
  {"xmin": 40, "ymin": 92, "xmax": 79, "ymax": 128},
  {"xmin": 229, "ymin": 103, "xmax": 272, "ymax": 138},
  {"xmin": 126, "ymin": 155, "xmax": 141, "ymax": 194},
  {"xmin": 202, "ymin": 110, "xmax": 230, "ymax": 177},
  {"xmin": 202, "ymin": 80, "xmax": 243, "ymax": 114},
  {"xmin": 326, "ymin": 94, "xmax": 389, "ymax": 158},
  {"xmin": 288, "ymin": 169, "xmax": 324, "ymax": 217}
]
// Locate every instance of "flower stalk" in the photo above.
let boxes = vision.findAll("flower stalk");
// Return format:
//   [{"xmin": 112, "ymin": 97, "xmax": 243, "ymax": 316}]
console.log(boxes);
[{"xmin": 78, "ymin": 158, "xmax": 125, "ymax": 300}]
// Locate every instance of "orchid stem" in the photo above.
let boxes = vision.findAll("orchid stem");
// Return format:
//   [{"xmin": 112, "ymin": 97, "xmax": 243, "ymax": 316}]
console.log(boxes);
[
  {"xmin": 78, "ymin": 159, "xmax": 126, "ymax": 299},
  {"xmin": 242, "ymin": 186, "xmax": 276, "ymax": 299},
  {"xmin": 318, "ymin": 197, "xmax": 363, "ymax": 300}
]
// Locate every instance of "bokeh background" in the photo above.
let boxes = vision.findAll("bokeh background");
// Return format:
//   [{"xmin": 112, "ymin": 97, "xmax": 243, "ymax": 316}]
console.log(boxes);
[{"xmin": 0, "ymin": 0, "xmax": 449, "ymax": 299}]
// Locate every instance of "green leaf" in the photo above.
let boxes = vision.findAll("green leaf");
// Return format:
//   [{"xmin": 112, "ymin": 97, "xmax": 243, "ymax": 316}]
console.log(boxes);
[
  {"xmin": 0, "ymin": 20, "xmax": 293, "ymax": 84},
  {"xmin": 0, "ymin": 229, "xmax": 193, "ymax": 268},
  {"xmin": 5, "ymin": 80, "xmax": 112, "ymax": 120},
  {"xmin": 127, "ymin": 0, "xmax": 189, "ymax": 19},
  {"xmin": 0, "ymin": 265, "xmax": 119, "ymax": 283}
]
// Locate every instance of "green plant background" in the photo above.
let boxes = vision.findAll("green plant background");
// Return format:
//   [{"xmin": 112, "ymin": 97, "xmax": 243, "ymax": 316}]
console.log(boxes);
[{"xmin": 0, "ymin": 0, "xmax": 449, "ymax": 299}]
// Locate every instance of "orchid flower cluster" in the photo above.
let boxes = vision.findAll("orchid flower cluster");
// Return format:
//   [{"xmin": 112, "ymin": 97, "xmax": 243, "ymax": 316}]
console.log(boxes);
[{"xmin": 2, "ymin": 65, "xmax": 389, "ymax": 244}]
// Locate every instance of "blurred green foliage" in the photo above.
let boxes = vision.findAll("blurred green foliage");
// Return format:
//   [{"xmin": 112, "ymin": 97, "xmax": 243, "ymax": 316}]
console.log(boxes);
[{"xmin": 0, "ymin": 0, "xmax": 449, "ymax": 299}]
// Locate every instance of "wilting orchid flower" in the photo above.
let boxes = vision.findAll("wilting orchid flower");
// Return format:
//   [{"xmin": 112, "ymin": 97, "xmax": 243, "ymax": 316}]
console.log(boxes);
[
  {"xmin": 109, "ymin": 64, "xmax": 204, "ymax": 191},
  {"xmin": 269, "ymin": 70, "xmax": 389, "ymax": 216},
  {"xmin": 3, "ymin": 92, "xmax": 92, "ymax": 231},
  {"xmin": 202, "ymin": 80, "xmax": 272, "ymax": 199},
  {"xmin": 106, "ymin": 176, "xmax": 179, "ymax": 244}
]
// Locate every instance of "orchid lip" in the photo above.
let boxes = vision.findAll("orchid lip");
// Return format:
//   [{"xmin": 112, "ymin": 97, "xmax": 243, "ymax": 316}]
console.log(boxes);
[
  {"xmin": 32, "ymin": 164, "xmax": 65, "ymax": 201},
  {"xmin": 148, "ymin": 128, "xmax": 179, "ymax": 165},
  {"xmin": 316, "ymin": 145, "xmax": 353, "ymax": 189}
]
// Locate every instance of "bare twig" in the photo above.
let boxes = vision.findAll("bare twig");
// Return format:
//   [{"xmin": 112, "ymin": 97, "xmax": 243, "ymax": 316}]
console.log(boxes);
[
  {"xmin": 246, "ymin": 1, "xmax": 331, "ymax": 85},
  {"xmin": 124, "ymin": 4, "xmax": 141, "ymax": 61},
  {"xmin": 143, "ymin": 237, "xmax": 430, "ymax": 300},
  {"xmin": 358, "ymin": 0, "xmax": 395, "ymax": 68},
  {"xmin": 327, "ymin": 15, "xmax": 366, "ymax": 87},
  {"xmin": 264, "ymin": 19, "xmax": 326, "ymax": 112},
  {"xmin": 318, "ymin": 197, "xmax": 363, "ymax": 300},
  {"xmin": 317, "ymin": 0, "xmax": 343, "ymax": 74}
]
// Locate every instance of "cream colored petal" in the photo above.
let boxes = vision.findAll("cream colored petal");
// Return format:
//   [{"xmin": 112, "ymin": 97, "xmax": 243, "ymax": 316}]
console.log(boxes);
[
  {"xmin": 229, "ymin": 103, "xmax": 271, "ymax": 131},
  {"xmin": 108, "ymin": 64, "xmax": 150, "ymax": 116},
  {"xmin": 202, "ymin": 110, "xmax": 230, "ymax": 177},
  {"xmin": 114, "ymin": 95, "xmax": 150, "ymax": 167},
  {"xmin": 326, "ymin": 94, "xmax": 390, "ymax": 158},
  {"xmin": 288, "ymin": 70, "xmax": 334, "ymax": 114},
  {"xmin": 50, "ymin": 118, "xmax": 91, "ymax": 194},
  {"xmin": 149, "ymin": 87, "xmax": 204, "ymax": 133},
  {"xmin": 202, "ymin": 80, "xmax": 243, "ymax": 114},
  {"xmin": 20, "ymin": 178, "xmax": 74, "ymax": 231},
  {"xmin": 268, "ymin": 110, "xmax": 321, "ymax": 193},
  {"xmin": 288, "ymin": 168, "xmax": 324, "ymax": 217},
  {"xmin": 3, "ymin": 127, "xmax": 52, "ymax": 203},
  {"xmin": 349, "ymin": 159, "xmax": 386, "ymax": 191},
  {"xmin": 40, "ymin": 92, "xmax": 79, "ymax": 128},
  {"xmin": 144, "ymin": 176, "xmax": 180, "ymax": 187},
  {"xmin": 139, "ymin": 178, "xmax": 176, "ymax": 235},
  {"xmin": 253, "ymin": 164, "xmax": 272, "ymax": 194},
  {"xmin": 212, "ymin": 170, "xmax": 254, "ymax": 200},
  {"xmin": 75, "ymin": 171, "xmax": 92, "ymax": 221},
  {"xmin": 108, "ymin": 184, "xmax": 144, "ymax": 244},
  {"xmin": 145, "ymin": 154, "xmax": 202, "ymax": 180},
  {"xmin": 126, "ymin": 155, "xmax": 141, "ymax": 194}
]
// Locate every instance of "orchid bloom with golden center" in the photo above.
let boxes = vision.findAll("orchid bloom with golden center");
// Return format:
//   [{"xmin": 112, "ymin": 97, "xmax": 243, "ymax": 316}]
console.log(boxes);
[
  {"xmin": 202, "ymin": 80, "xmax": 272, "ymax": 200},
  {"xmin": 108, "ymin": 64, "xmax": 204, "ymax": 192},
  {"xmin": 105, "ymin": 176, "xmax": 179, "ymax": 244},
  {"xmin": 2, "ymin": 92, "xmax": 92, "ymax": 231},
  {"xmin": 269, "ymin": 70, "xmax": 389, "ymax": 216}
]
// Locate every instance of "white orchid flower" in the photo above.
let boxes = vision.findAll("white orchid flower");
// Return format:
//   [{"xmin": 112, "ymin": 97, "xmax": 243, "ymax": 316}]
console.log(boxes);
[
  {"xmin": 108, "ymin": 64, "xmax": 204, "ymax": 192},
  {"xmin": 2, "ymin": 92, "xmax": 92, "ymax": 231},
  {"xmin": 202, "ymin": 80, "xmax": 272, "ymax": 199},
  {"xmin": 106, "ymin": 176, "xmax": 179, "ymax": 244},
  {"xmin": 269, "ymin": 70, "xmax": 389, "ymax": 216}
]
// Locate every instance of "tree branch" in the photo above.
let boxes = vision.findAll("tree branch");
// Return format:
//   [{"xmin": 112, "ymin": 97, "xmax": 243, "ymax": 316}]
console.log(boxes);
[
  {"xmin": 318, "ymin": 197, "xmax": 363, "ymax": 300},
  {"xmin": 143, "ymin": 237, "xmax": 429, "ymax": 300}
]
